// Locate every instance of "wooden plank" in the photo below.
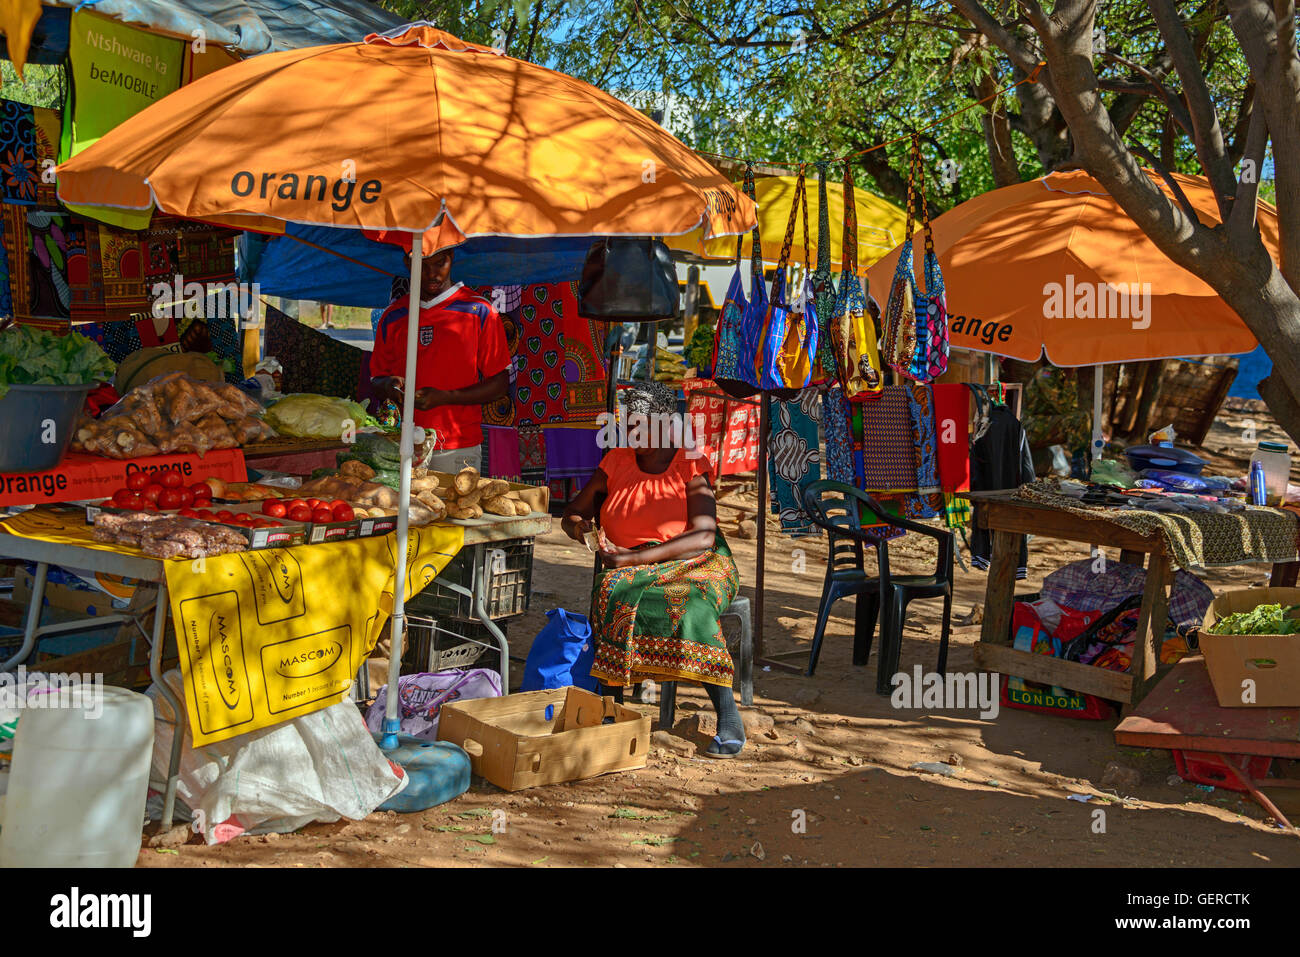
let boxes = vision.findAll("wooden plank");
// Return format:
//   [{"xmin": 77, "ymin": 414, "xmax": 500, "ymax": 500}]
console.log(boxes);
[
  {"xmin": 978, "ymin": 530, "xmax": 1022, "ymax": 648},
  {"xmin": 1132, "ymin": 552, "xmax": 1172, "ymax": 693},
  {"xmin": 978, "ymin": 499, "xmax": 1160, "ymax": 552},
  {"xmin": 974, "ymin": 642, "xmax": 1134, "ymax": 701},
  {"xmin": 1118, "ymin": 549, "xmax": 1146, "ymax": 566},
  {"xmin": 1270, "ymin": 561, "xmax": 1300, "ymax": 588}
]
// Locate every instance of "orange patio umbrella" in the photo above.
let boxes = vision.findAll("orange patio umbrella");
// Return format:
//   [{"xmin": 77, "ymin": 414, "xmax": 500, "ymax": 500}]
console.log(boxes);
[
  {"xmin": 864, "ymin": 168, "xmax": 1276, "ymax": 367},
  {"xmin": 56, "ymin": 22, "xmax": 758, "ymax": 752},
  {"xmin": 56, "ymin": 24, "xmax": 757, "ymax": 249}
]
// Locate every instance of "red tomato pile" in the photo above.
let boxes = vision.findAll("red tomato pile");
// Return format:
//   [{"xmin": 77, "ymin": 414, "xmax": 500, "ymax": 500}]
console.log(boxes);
[
  {"xmin": 272, "ymin": 498, "xmax": 355, "ymax": 524},
  {"xmin": 110, "ymin": 469, "xmax": 214, "ymax": 513}
]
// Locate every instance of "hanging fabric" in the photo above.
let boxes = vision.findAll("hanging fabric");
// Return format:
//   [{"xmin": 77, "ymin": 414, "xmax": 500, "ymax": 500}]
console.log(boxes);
[
  {"xmin": 882, "ymin": 135, "xmax": 949, "ymax": 382},
  {"xmin": 811, "ymin": 163, "xmax": 837, "ymax": 387},
  {"xmin": 755, "ymin": 168, "xmax": 818, "ymax": 394},
  {"xmin": 768, "ymin": 388, "xmax": 822, "ymax": 536},
  {"xmin": 712, "ymin": 163, "xmax": 765, "ymax": 399},
  {"xmin": 837, "ymin": 162, "xmax": 883, "ymax": 400}
]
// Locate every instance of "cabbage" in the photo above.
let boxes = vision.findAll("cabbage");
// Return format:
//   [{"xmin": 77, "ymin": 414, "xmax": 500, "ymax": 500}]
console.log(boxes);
[{"xmin": 264, "ymin": 394, "xmax": 373, "ymax": 439}]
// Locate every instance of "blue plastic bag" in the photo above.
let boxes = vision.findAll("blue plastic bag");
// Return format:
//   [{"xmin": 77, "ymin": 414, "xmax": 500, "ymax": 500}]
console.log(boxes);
[{"xmin": 521, "ymin": 609, "xmax": 598, "ymax": 693}]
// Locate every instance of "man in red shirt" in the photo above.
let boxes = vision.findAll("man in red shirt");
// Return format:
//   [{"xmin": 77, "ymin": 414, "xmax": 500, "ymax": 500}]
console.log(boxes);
[{"xmin": 370, "ymin": 248, "xmax": 511, "ymax": 473}]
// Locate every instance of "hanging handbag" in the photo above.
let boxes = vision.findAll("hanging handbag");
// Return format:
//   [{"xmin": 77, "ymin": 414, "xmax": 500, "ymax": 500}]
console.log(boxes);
[
  {"xmin": 755, "ymin": 170, "xmax": 818, "ymax": 393},
  {"xmin": 577, "ymin": 237, "xmax": 678, "ymax": 321},
  {"xmin": 713, "ymin": 163, "xmax": 766, "ymax": 399},
  {"xmin": 838, "ymin": 163, "xmax": 884, "ymax": 400},
  {"xmin": 811, "ymin": 163, "xmax": 837, "ymax": 387},
  {"xmin": 882, "ymin": 136, "xmax": 949, "ymax": 381}
]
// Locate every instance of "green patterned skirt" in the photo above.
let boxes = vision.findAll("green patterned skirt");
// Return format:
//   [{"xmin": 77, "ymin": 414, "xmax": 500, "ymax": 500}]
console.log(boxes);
[{"xmin": 589, "ymin": 533, "xmax": 740, "ymax": 688}]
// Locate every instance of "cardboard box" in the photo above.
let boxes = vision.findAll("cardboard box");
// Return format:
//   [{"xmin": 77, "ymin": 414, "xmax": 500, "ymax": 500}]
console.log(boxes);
[
  {"xmin": 1201, "ymin": 588, "xmax": 1300, "ymax": 707},
  {"xmin": 437, "ymin": 687, "xmax": 650, "ymax": 791}
]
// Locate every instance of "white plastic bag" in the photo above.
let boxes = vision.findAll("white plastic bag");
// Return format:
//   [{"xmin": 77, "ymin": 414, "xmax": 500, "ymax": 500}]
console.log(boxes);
[{"xmin": 147, "ymin": 670, "xmax": 407, "ymax": 845}]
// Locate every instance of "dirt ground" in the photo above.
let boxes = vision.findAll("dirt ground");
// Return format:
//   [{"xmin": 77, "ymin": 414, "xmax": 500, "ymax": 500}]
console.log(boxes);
[{"xmin": 138, "ymin": 403, "xmax": 1300, "ymax": 868}]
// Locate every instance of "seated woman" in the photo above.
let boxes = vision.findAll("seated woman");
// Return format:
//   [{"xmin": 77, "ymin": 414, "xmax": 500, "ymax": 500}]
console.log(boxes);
[{"xmin": 561, "ymin": 382, "xmax": 744, "ymax": 757}]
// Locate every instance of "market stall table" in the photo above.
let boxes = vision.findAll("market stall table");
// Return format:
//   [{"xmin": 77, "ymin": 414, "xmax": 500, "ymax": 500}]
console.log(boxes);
[
  {"xmin": 0, "ymin": 509, "xmax": 550, "ymax": 830},
  {"xmin": 1115, "ymin": 656, "xmax": 1300, "ymax": 828},
  {"xmin": 968, "ymin": 489, "xmax": 1300, "ymax": 706}
]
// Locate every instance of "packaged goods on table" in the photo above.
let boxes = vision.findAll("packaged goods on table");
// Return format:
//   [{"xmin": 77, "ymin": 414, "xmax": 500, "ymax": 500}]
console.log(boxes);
[
  {"xmin": 71, "ymin": 371, "xmax": 277, "ymax": 458},
  {"xmin": 91, "ymin": 511, "xmax": 248, "ymax": 559},
  {"xmin": 263, "ymin": 393, "xmax": 378, "ymax": 440}
]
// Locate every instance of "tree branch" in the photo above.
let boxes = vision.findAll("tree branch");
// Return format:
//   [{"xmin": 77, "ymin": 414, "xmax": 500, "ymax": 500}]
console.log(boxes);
[{"xmin": 1146, "ymin": 0, "xmax": 1238, "ymax": 218}]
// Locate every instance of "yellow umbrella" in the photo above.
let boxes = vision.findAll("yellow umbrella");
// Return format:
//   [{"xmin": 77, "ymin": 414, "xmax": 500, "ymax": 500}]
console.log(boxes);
[{"xmin": 665, "ymin": 174, "xmax": 907, "ymax": 269}]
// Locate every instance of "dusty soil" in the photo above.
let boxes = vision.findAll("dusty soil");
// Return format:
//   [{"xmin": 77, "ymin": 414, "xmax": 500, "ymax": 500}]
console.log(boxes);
[{"xmin": 138, "ymin": 407, "xmax": 1300, "ymax": 869}]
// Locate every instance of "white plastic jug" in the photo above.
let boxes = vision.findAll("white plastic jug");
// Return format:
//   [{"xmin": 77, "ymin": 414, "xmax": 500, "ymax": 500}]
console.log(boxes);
[
  {"xmin": 0, "ymin": 685, "xmax": 154, "ymax": 868},
  {"xmin": 1250, "ymin": 441, "xmax": 1292, "ymax": 507}
]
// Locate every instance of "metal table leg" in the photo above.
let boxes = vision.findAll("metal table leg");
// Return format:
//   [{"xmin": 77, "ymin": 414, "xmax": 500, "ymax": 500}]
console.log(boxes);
[
  {"xmin": 2, "ymin": 561, "xmax": 47, "ymax": 672},
  {"xmin": 147, "ymin": 578, "xmax": 184, "ymax": 831},
  {"xmin": 474, "ymin": 544, "xmax": 509, "ymax": 692}
]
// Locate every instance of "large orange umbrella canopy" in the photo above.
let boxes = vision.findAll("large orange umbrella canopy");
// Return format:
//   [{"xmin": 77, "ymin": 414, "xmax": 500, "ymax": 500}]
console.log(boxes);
[
  {"xmin": 865, "ymin": 169, "xmax": 1278, "ymax": 366},
  {"xmin": 56, "ymin": 24, "xmax": 756, "ymax": 249}
]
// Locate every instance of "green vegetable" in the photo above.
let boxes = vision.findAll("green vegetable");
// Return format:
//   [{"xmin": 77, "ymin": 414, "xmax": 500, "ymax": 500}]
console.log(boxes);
[
  {"xmin": 1209, "ymin": 603, "xmax": 1300, "ymax": 635},
  {"xmin": 685, "ymin": 320, "xmax": 716, "ymax": 371},
  {"xmin": 264, "ymin": 394, "xmax": 373, "ymax": 439},
  {"xmin": 0, "ymin": 325, "xmax": 115, "ymax": 400},
  {"xmin": 371, "ymin": 468, "xmax": 401, "ymax": 489}
]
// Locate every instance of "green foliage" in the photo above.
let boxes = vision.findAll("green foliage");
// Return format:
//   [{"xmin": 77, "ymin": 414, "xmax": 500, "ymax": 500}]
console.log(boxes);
[
  {"xmin": 1209, "ymin": 604, "xmax": 1300, "ymax": 636},
  {"xmin": 0, "ymin": 325, "xmax": 116, "ymax": 399}
]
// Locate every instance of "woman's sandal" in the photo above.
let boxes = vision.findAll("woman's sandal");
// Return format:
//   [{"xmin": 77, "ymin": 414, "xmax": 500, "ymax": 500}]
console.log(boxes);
[{"xmin": 705, "ymin": 735, "xmax": 745, "ymax": 759}]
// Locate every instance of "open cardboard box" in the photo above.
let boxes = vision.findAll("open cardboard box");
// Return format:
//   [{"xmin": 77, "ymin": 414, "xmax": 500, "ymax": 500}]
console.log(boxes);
[
  {"xmin": 1201, "ymin": 587, "xmax": 1300, "ymax": 707},
  {"xmin": 437, "ymin": 686, "xmax": 650, "ymax": 791}
]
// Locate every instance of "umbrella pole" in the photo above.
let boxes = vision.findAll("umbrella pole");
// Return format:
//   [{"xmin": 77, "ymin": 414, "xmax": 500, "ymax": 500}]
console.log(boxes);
[
  {"xmin": 382, "ymin": 239, "xmax": 424, "ymax": 750},
  {"xmin": 1092, "ymin": 364, "xmax": 1104, "ymax": 463}
]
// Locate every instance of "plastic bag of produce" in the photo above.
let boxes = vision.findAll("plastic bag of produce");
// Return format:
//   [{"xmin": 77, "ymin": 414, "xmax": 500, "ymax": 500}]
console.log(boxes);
[{"xmin": 264, "ymin": 393, "xmax": 373, "ymax": 439}]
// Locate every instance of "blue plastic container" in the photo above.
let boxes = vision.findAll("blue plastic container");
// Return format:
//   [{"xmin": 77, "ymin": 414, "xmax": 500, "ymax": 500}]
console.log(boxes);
[
  {"xmin": 373, "ymin": 733, "xmax": 471, "ymax": 813},
  {"xmin": 1124, "ymin": 443, "xmax": 1206, "ymax": 476},
  {"xmin": 0, "ymin": 383, "xmax": 92, "ymax": 472}
]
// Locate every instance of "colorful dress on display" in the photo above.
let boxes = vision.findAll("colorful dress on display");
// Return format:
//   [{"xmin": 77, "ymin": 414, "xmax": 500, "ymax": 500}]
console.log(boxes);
[{"xmin": 589, "ymin": 448, "xmax": 740, "ymax": 689}]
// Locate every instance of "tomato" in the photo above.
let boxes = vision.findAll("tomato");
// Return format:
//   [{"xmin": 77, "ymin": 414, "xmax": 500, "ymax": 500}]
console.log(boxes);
[
  {"xmin": 262, "ymin": 500, "xmax": 287, "ymax": 517},
  {"xmin": 234, "ymin": 514, "xmax": 256, "ymax": 526},
  {"xmin": 111, "ymin": 488, "xmax": 136, "ymax": 507},
  {"xmin": 310, "ymin": 507, "xmax": 334, "ymax": 523},
  {"xmin": 160, "ymin": 470, "xmax": 183, "ymax": 488},
  {"xmin": 140, "ymin": 483, "xmax": 164, "ymax": 504},
  {"xmin": 306, "ymin": 498, "xmax": 324, "ymax": 510},
  {"xmin": 179, "ymin": 507, "xmax": 199, "ymax": 519},
  {"xmin": 139, "ymin": 500, "xmax": 159, "ymax": 512},
  {"xmin": 158, "ymin": 489, "xmax": 184, "ymax": 509},
  {"xmin": 332, "ymin": 504, "xmax": 355, "ymax": 522},
  {"xmin": 190, "ymin": 483, "xmax": 212, "ymax": 501},
  {"xmin": 177, "ymin": 488, "xmax": 194, "ymax": 507},
  {"xmin": 215, "ymin": 510, "xmax": 236, "ymax": 523},
  {"xmin": 125, "ymin": 472, "xmax": 150, "ymax": 491},
  {"xmin": 265, "ymin": 521, "xmax": 284, "ymax": 528},
  {"xmin": 288, "ymin": 505, "xmax": 313, "ymax": 523},
  {"xmin": 252, "ymin": 519, "xmax": 275, "ymax": 528},
  {"xmin": 328, "ymin": 499, "xmax": 349, "ymax": 511},
  {"xmin": 286, "ymin": 499, "xmax": 307, "ymax": 512}
]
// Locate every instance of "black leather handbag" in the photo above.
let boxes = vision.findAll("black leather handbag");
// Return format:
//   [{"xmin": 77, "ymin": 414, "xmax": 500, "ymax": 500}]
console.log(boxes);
[{"xmin": 577, "ymin": 238, "xmax": 679, "ymax": 321}]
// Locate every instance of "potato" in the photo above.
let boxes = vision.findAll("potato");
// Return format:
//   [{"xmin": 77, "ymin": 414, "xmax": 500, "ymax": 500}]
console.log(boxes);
[
  {"xmin": 410, "ymin": 476, "xmax": 441, "ymax": 492},
  {"xmin": 339, "ymin": 459, "xmax": 376, "ymax": 481},
  {"xmin": 481, "ymin": 495, "xmax": 514, "ymax": 516},
  {"xmin": 456, "ymin": 486, "xmax": 484, "ymax": 508},
  {"xmin": 415, "ymin": 490, "xmax": 445, "ymax": 511},
  {"xmin": 446, "ymin": 503, "xmax": 477, "ymax": 520},
  {"xmin": 516, "ymin": 485, "xmax": 549, "ymax": 514},
  {"xmin": 476, "ymin": 478, "xmax": 510, "ymax": 499},
  {"xmin": 453, "ymin": 467, "xmax": 479, "ymax": 496},
  {"xmin": 512, "ymin": 499, "xmax": 532, "ymax": 516}
]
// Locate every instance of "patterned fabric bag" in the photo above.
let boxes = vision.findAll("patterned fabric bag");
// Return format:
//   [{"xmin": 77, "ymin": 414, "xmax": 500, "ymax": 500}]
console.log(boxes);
[
  {"xmin": 882, "ymin": 136, "xmax": 948, "ymax": 381},
  {"xmin": 838, "ymin": 164, "xmax": 883, "ymax": 400},
  {"xmin": 811, "ymin": 164, "xmax": 837, "ymax": 387},
  {"xmin": 755, "ymin": 170, "xmax": 818, "ymax": 392},
  {"xmin": 713, "ymin": 163, "xmax": 766, "ymax": 399}
]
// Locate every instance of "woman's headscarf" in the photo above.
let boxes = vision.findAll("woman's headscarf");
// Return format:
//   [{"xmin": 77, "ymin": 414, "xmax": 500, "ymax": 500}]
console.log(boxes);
[{"xmin": 623, "ymin": 381, "xmax": 677, "ymax": 418}]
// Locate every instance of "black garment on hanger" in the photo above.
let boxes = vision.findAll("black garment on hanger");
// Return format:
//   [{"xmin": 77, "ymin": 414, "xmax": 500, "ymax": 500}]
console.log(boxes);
[{"xmin": 970, "ymin": 403, "xmax": 1035, "ymax": 578}]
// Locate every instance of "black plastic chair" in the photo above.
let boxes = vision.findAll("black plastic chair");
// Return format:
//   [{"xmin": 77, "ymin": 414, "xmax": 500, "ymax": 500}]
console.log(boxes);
[{"xmin": 801, "ymin": 479, "xmax": 954, "ymax": 694}]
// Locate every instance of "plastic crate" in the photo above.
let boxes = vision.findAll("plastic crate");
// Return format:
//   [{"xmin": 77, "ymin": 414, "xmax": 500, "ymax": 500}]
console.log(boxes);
[
  {"xmin": 1172, "ymin": 750, "xmax": 1274, "ymax": 792},
  {"xmin": 404, "ymin": 615, "xmax": 505, "ymax": 674},
  {"xmin": 407, "ymin": 539, "xmax": 534, "ymax": 622}
]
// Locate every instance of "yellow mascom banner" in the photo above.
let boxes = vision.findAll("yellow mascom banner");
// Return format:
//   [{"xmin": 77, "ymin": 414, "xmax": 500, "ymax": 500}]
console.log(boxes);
[{"xmin": 165, "ymin": 524, "xmax": 464, "ymax": 747}]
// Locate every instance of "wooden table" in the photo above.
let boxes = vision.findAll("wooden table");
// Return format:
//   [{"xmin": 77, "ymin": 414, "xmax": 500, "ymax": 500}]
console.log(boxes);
[
  {"xmin": 1115, "ymin": 656, "xmax": 1300, "ymax": 827},
  {"xmin": 969, "ymin": 490, "xmax": 1300, "ymax": 706}
]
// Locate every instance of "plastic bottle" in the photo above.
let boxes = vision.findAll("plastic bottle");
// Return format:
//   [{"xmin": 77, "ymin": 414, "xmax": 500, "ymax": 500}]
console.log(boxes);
[
  {"xmin": 0, "ymin": 686, "xmax": 154, "ymax": 867},
  {"xmin": 1249, "ymin": 440, "xmax": 1291, "ymax": 506},
  {"xmin": 1249, "ymin": 460, "xmax": 1267, "ymax": 506}
]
